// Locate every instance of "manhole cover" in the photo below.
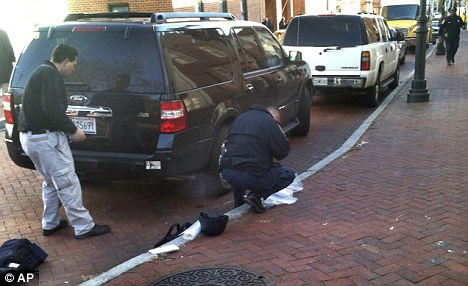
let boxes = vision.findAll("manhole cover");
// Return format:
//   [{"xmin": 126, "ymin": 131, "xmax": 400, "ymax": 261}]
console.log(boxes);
[{"xmin": 150, "ymin": 266, "xmax": 274, "ymax": 286}]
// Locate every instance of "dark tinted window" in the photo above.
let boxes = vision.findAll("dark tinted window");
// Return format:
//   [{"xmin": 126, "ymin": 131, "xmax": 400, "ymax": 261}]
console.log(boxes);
[
  {"xmin": 378, "ymin": 19, "xmax": 391, "ymax": 41},
  {"xmin": 283, "ymin": 15, "xmax": 363, "ymax": 47},
  {"xmin": 233, "ymin": 27, "xmax": 264, "ymax": 72},
  {"xmin": 12, "ymin": 28, "xmax": 164, "ymax": 94},
  {"xmin": 162, "ymin": 28, "xmax": 234, "ymax": 92},
  {"xmin": 364, "ymin": 18, "xmax": 380, "ymax": 43},
  {"xmin": 255, "ymin": 27, "xmax": 285, "ymax": 68}
]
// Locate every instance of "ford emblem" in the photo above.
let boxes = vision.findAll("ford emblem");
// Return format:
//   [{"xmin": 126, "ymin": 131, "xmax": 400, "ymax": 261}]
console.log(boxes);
[{"xmin": 69, "ymin": 95, "xmax": 88, "ymax": 104}]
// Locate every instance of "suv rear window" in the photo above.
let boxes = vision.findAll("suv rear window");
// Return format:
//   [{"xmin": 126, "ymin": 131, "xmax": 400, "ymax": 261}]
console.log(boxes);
[
  {"xmin": 283, "ymin": 15, "xmax": 363, "ymax": 47},
  {"xmin": 12, "ymin": 28, "xmax": 164, "ymax": 94}
]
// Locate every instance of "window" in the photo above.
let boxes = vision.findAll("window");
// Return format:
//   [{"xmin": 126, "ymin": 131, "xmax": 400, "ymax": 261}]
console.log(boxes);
[
  {"xmin": 162, "ymin": 29, "xmax": 234, "ymax": 92},
  {"xmin": 233, "ymin": 27, "xmax": 264, "ymax": 72},
  {"xmin": 16, "ymin": 31, "xmax": 164, "ymax": 94},
  {"xmin": 109, "ymin": 4, "xmax": 129, "ymax": 12},
  {"xmin": 283, "ymin": 16, "xmax": 363, "ymax": 47},
  {"xmin": 364, "ymin": 18, "xmax": 379, "ymax": 43},
  {"xmin": 254, "ymin": 28, "xmax": 284, "ymax": 68}
]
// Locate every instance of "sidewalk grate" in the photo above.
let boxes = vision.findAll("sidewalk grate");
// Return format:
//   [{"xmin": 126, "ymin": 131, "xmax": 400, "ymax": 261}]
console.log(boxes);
[{"xmin": 150, "ymin": 266, "xmax": 274, "ymax": 286}]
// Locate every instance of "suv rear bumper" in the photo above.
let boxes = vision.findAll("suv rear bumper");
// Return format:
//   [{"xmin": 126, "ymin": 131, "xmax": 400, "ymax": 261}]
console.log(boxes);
[{"xmin": 6, "ymin": 136, "xmax": 214, "ymax": 181}]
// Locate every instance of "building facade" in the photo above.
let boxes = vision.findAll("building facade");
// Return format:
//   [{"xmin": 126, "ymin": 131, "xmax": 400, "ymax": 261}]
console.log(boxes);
[{"xmin": 67, "ymin": 0, "xmax": 381, "ymax": 31}]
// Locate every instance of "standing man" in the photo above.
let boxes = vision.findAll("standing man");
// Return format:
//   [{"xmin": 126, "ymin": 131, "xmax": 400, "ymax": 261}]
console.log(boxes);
[
  {"xmin": 220, "ymin": 105, "xmax": 296, "ymax": 213},
  {"xmin": 18, "ymin": 43, "xmax": 111, "ymax": 239},
  {"xmin": 262, "ymin": 17, "xmax": 274, "ymax": 32},
  {"xmin": 0, "ymin": 28, "xmax": 15, "ymax": 94},
  {"xmin": 440, "ymin": 8, "xmax": 463, "ymax": 65}
]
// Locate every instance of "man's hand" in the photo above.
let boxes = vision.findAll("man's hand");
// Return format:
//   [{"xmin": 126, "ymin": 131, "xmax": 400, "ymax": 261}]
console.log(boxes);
[{"xmin": 70, "ymin": 128, "xmax": 86, "ymax": 142}]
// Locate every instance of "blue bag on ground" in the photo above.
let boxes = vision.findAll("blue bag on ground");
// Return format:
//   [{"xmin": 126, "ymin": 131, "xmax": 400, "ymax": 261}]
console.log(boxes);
[{"xmin": 0, "ymin": 239, "xmax": 48, "ymax": 271}]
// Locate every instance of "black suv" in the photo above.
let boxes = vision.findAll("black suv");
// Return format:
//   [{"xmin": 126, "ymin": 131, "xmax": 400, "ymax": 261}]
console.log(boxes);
[{"xmin": 3, "ymin": 12, "xmax": 311, "ymax": 193}]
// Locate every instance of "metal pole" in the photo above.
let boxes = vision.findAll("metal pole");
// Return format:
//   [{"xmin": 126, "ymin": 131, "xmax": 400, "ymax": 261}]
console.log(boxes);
[
  {"xmin": 241, "ymin": 0, "xmax": 248, "ymax": 20},
  {"xmin": 407, "ymin": 0, "xmax": 430, "ymax": 102},
  {"xmin": 220, "ymin": 0, "xmax": 227, "ymax": 12},
  {"xmin": 198, "ymin": 1, "xmax": 204, "ymax": 12}
]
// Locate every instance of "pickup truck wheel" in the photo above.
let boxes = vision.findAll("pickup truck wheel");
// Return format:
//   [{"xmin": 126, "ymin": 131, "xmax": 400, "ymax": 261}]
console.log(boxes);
[
  {"xmin": 290, "ymin": 88, "xmax": 311, "ymax": 136},
  {"xmin": 364, "ymin": 72, "xmax": 381, "ymax": 108},
  {"xmin": 389, "ymin": 63, "xmax": 400, "ymax": 90}
]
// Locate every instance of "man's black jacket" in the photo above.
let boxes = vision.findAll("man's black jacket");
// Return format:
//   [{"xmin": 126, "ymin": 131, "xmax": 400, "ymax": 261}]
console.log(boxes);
[
  {"xmin": 440, "ymin": 15, "xmax": 463, "ymax": 38},
  {"xmin": 220, "ymin": 105, "xmax": 290, "ymax": 176},
  {"xmin": 18, "ymin": 61, "xmax": 77, "ymax": 134}
]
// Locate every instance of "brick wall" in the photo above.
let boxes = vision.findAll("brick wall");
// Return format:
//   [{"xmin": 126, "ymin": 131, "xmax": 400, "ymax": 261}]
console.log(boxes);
[
  {"xmin": 68, "ymin": 0, "xmax": 174, "ymax": 13},
  {"xmin": 292, "ymin": 0, "xmax": 305, "ymax": 16},
  {"xmin": 67, "ymin": 0, "xmax": 266, "ymax": 23}
]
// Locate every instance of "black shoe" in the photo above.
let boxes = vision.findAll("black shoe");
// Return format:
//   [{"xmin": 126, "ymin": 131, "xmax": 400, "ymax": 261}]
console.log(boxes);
[
  {"xmin": 74, "ymin": 224, "xmax": 111, "ymax": 239},
  {"xmin": 244, "ymin": 192, "xmax": 266, "ymax": 213},
  {"xmin": 43, "ymin": 220, "xmax": 68, "ymax": 236},
  {"xmin": 451, "ymin": 59, "xmax": 455, "ymax": 63}
]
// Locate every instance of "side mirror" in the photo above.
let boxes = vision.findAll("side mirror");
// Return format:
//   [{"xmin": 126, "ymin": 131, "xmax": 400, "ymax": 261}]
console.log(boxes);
[
  {"xmin": 289, "ymin": 50, "xmax": 302, "ymax": 62},
  {"xmin": 396, "ymin": 30, "xmax": 405, "ymax": 41},
  {"xmin": 390, "ymin": 28, "xmax": 405, "ymax": 41}
]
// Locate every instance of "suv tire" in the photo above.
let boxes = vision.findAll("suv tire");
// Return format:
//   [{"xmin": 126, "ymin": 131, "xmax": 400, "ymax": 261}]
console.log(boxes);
[
  {"xmin": 290, "ymin": 88, "xmax": 311, "ymax": 136},
  {"xmin": 365, "ymin": 70, "xmax": 381, "ymax": 108},
  {"xmin": 196, "ymin": 124, "xmax": 231, "ymax": 196},
  {"xmin": 388, "ymin": 63, "xmax": 400, "ymax": 90}
]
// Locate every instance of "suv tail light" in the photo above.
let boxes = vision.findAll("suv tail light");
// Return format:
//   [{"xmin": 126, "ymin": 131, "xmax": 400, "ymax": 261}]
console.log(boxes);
[
  {"xmin": 160, "ymin": 100, "xmax": 187, "ymax": 133},
  {"xmin": 361, "ymin": 51, "xmax": 371, "ymax": 71},
  {"xmin": 2, "ymin": 93, "xmax": 14, "ymax": 124}
]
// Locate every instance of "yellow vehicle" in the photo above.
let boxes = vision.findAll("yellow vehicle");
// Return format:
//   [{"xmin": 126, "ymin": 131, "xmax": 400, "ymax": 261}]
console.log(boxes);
[
  {"xmin": 380, "ymin": 0, "xmax": 433, "ymax": 51},
  {"xmin": 459, "ymin": 7, "xmax": 467, "ymax": 29}
]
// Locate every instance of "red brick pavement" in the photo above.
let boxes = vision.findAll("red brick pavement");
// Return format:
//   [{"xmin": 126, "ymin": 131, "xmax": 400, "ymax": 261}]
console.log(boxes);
[{"xmin": 102, "ymin": 32, "xmax": 468, "ymax": 285}]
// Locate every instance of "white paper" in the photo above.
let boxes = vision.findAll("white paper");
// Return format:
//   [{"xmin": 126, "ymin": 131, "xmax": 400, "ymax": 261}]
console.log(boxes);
[
  {"xmin": 181, "ymin": 220, "xmax": 201, "ymax": 240},
  {"xmin": 263, "ymin": 174, "xmax": 303, "ymax": 208},
  {"xmin": 148, "ymin": 244, "xmax": 179, "ymax": 255}
]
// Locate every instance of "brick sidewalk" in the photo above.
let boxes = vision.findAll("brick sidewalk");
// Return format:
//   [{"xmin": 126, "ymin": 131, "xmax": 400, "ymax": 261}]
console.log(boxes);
[{"xmin": 102, "ymin": 33, "xmax": 468, "ymax": 285}]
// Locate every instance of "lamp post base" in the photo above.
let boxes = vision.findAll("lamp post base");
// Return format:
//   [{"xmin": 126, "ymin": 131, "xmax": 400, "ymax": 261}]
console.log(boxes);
[{"xmin": 407, "ymin": 79, "xmax": 429, "ymax": 103}]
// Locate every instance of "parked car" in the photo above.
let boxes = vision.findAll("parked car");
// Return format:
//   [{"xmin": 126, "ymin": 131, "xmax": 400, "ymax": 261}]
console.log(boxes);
[
  {"xmin": 391, "ymin": 28, "xmax": 407, "ymax": 64},
  {"xmin": 431, "ymin": 15, "xmax": 442, "ymax": 43},
  {"xmin": 282, "ymin": 13, "xmax": 403, "ymax": 107},
  {"xmin": 3, "ymin": 12, "xmax": 312, "ymax": 194}
]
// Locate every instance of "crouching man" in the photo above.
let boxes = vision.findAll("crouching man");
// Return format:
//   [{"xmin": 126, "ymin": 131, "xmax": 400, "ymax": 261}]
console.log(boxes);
[{"xmin": 220, "ymin": 105, "xmax": 295, "ymax": 213}]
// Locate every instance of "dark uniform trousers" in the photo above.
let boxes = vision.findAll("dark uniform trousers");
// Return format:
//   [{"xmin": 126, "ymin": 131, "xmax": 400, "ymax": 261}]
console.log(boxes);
[{"xmin": 221, "ymin": 165, "xmax": 295, "ymax": 206}]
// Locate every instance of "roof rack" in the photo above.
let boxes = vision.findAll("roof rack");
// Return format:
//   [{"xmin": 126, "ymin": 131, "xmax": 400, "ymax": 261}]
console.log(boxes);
[
  {"xmin": 63, "ymin": 12, "xmax": 236, "ymax": 23},
  {"xmin": 64, "ymin": 12, "xmax": 153, "ymax": 22},
  {"xmin": 150, "ymin": 12, "xmax": 236, "ymax": 24}
]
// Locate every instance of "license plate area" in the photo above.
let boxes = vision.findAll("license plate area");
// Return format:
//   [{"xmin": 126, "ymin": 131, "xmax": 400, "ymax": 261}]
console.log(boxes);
[
  {"xmin": 71, "ymin": 117, "xmax": 96, "ymax": 134},
  {"xmin": 313, "ymin": 77, "xmax": 328, "ymax": 86}
]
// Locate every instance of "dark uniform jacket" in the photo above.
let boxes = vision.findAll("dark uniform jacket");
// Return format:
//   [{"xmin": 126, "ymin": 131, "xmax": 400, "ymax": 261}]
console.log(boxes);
[
  {"xmin": 440, "ymin": 15, "xmax": 463, "ymax": 38},
  {"xmin": 220, "ymin": 105, "xmax": 290, "ymax": 176},
  {"xmin": 18, "ymin": 61, "xmax": 77, "ymax": 134}
]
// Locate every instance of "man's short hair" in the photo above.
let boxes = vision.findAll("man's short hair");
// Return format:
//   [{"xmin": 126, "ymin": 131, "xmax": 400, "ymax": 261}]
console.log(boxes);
[
  {"xmin": 267, "ymin": 106, "xmax": 282, "ymax": 124},
  {"xmin": 51, "ymin": 43, "xmax": 78, "ymax": 63}
]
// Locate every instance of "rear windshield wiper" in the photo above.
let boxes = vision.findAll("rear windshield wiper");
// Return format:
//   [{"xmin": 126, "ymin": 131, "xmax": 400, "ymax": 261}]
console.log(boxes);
[
  {"xmin": 66, "ymin": 82, "xmax": 89, "ymax": 91},
  {"xmin": 323, "ymin": 45, "xmax": 357, "ymax": 52},
  {"xmin": 324, "ymin": 46, "xmax": 342, "ymax": 52}
]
